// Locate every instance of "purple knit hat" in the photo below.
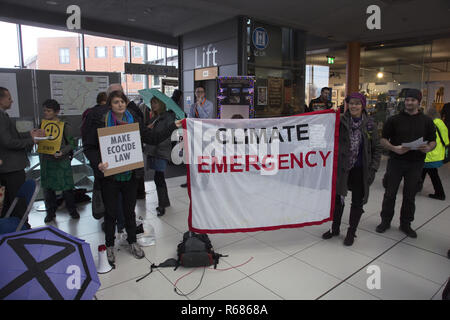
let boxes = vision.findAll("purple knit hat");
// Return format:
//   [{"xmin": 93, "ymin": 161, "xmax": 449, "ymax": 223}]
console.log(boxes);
[{"xmin": 348, "ymin": 92, "xmax": 367, "ymax": 108}]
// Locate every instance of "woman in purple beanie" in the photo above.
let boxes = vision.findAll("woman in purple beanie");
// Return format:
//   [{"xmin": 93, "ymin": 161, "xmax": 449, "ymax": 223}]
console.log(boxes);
[{"xmin": 323, "ymin": 92, "xmax": 382, "ymax": 245}]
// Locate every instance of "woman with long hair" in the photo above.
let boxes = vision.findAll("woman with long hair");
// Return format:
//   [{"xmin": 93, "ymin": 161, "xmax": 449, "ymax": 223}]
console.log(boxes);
[
  {"xmin": 147, "ymin": 97, "xmax": 176, "ymax": 217},
  {"xmin": 84, "ymin": 90, "xmax": 181, "ymax": 266}
]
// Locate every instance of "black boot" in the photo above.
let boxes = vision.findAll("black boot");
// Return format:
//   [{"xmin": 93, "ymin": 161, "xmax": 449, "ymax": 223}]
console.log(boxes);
[
  {"xmin": 345, "ymin": 207, "xmax": 363, "ymax": 246},
  {"xmin": 322, "ymin": 229, "xmax": 340, "ymax": 239},
  {"xmin": 399, "ymin": 223, "xmax": 417, "ymax": 238},
  {"xmin": 323, "ymin": 196, "xmax": 345, "ymax": 239},
  {"xmin": 343, "ymin": 228, "xmax": 356, "ymax": 246},
  {"xmin": 376, "ymin": 220, "xmax": 391, "ymax": 233},
  {"xmin": 429, "ymin": 194, "xmax": 446, "ymax": 201},
  {"xmin": 44, "ymin": 212, "xmax": 56, "ymax": 223},
  {"xmin": 156, "ymin": 185, "xmax": 170, "ymax": 208},
  {"xmin": 156, "ymin": 207, "xmax": 165, "ymax": 217}
]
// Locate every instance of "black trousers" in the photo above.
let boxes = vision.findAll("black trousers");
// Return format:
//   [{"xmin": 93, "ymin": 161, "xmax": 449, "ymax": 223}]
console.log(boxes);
[
  {"xmin": 380, "ymin": 158, "xmax": 424, "ymax": 225},
  {"xmin": 0, "ymin": 170, "xmax": 27, "ymax": 220},
  {"xmin": 332, "ymin": 166, "xmax": 365, "ymax": 233},
  {"xmin": 43, "ymin": 189, "xmax": 77, "ymax": 215},
  {"xmin": 136, "ymin": 176, "xmax": 146, "ymax": 197},
  {"xmin": 101, "ymin": 176, "xmax": 138, "ymax": 247},
  {"xmin": 422, "ymin": 168, "xmax": 445, "ymax": 197},
  {"xmin": 154, "ymin": 171, "xmax": 170, "ymax": 208}
]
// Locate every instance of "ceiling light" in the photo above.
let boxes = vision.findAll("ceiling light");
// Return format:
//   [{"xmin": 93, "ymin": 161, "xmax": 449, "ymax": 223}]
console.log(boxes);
[
  {"xmin": 128, "ymin": 18, "xmax": 136, "ymax": 22},
  {"xmin": 46, "ymin": 1, "xmax": 58, "ymax": 5},
  {"xmin": 377, "ymin": 72, "xmax": 384, "ymax": 79}
]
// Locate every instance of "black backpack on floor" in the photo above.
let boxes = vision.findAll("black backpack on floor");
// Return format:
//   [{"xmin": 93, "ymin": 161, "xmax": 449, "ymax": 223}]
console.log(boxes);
[
  {"xmin": 136, "ymin": 231, "xmax": 227, "ymax": 283},
  {"xmin": 177, "ymin": 231, "xmax": 220, "ymax": 268}
]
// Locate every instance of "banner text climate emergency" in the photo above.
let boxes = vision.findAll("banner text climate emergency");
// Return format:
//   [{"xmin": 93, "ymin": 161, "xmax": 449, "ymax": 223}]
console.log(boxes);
[{"xmin": 193, "ymin": 124, "xmax": 333, "ymax": 173}]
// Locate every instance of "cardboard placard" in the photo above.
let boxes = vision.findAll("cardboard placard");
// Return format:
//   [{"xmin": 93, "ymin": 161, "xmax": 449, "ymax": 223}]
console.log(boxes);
[
  {"xmin": 37, "ymin": 120, "xmax": 65, "ymax": 155},
  {"xmin": 97, "ymin": 123, "xmax": 144, "ymax": 177}
]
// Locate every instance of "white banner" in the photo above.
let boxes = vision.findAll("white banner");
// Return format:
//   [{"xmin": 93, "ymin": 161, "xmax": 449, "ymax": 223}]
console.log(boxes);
[{"xmin": 183, "ymin": 110, "xmax": 340, "ymax": 233}]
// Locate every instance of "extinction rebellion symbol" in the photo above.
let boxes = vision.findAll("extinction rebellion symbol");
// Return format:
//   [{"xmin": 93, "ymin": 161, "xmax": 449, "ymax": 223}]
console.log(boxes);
[{"xmin": 252, "ymin": 27, "xmax": 269, "ymax": 50}]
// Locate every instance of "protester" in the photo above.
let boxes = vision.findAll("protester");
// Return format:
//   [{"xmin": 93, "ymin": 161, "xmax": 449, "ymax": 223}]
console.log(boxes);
[
  {"xmin": 376, "ymin": 89, "xmax": 436, "ymax": 238},
  {"xmin": 108, "ymin": 84, "xmax": 146, "ymax": 199},
  {"xmin": 81, "ymin": 92, "xmax": 107, "ymax": 141},
  {"xmin": 171, "ymin": 89, "xmax": 183, "ymax": 109},
  {"xmin": 181, "ymin": 86, "xmax": 214, "ymax": 188},
  {"xmin": 322, "ymin": 92, "xmax": 382, "ymax": 245},
  {"xmin": 441, "ymin": 102, "xmax": 450, "ymax": 142},
  {"xmin": 0, "ymin": 87, "xmax": 42, "ymax": 225},
  {"xmin": 188, "ymin": 86, "xmax": 214, "ymax": 119},
  {"xmin": 39, "ymin": 99, "xmax": 80, "ymax": 223},
  {"xmin": 307, "ymin": 87, "xmax": 333, "ymax": 112},
  {"xmin": 419, "ymin": 107, "xmax": 448, "ymax": 201},
  {"xmin": 146, "ymin": 97, "xmax": 176, "ymax": 217},
  {"xmin": 83, "ymin": 90, "xmax": 181, "ymax": 265}
]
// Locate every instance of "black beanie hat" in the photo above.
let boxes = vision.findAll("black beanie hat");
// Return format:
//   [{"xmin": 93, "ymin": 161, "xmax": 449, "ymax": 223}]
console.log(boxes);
[{"xmin": 405, "ymin": 89, "xmax": 422, "ymax": 103}]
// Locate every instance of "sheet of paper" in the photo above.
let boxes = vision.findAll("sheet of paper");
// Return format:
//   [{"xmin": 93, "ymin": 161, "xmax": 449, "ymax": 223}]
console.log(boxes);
[{"xmin": 401, "ymin": 137, "xmax": 428, "ymax": 150}]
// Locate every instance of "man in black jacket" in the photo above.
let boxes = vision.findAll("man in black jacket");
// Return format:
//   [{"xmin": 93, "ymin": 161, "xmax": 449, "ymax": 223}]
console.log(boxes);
[
  {"xmin": 376, "ymin": 89, "xmax": 436, "ymax": 238},
  {"xmin": 307, "ymin": 87, "xmax": 332, "ymax": 112},
  {"xmin": 0, "ymin": 87, "xmax": 42, "ymax": 222}
]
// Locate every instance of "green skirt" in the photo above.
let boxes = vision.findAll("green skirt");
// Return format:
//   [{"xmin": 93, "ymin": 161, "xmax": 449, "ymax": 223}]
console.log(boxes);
[{"xmin": 40, "ymin": 158, "xmax": 74, "ymax": 191}]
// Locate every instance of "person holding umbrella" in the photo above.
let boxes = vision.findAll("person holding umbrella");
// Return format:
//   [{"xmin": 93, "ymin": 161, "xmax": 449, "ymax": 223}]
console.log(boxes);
[{"xmin": 146, "ymin": 96, "xmax": 176, "ymax": 217}]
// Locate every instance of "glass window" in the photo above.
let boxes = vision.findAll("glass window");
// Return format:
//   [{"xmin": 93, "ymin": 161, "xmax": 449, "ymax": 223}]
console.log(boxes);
[
  {"xmin": 21, "ymin": 24, "xmax": 82, "ymax": 70},
  {"xmin": 132, "ymin": 46, "xmax": 142, "ymax": 58},
  {"xmin": 77, "ymin": 47, "xmax": 89, "ymax": 59},
  {"xmin": 132, "ymin": 74, "xmax": 143, "ymax": 82},
  {"xmin": 95, "ymin": 46, "xmax": 107, "ymax": 58},
  {"xmin": 84, "ymin": 35, "xmax": 128, "ymax": 73},
  {"xmin": 59, "ymin": 48, "xmax": 70, "ymax": 64},
  {"xmin": 0, "ymin": 21, "xmax": 20, "ymax": 68},
  {"xmin": 153, "ymin": 76, "xmax": 160, "ymax": 86},
  {"xmin": 114, "ymin": 46, "xmax": 125, "ymax": 58}
]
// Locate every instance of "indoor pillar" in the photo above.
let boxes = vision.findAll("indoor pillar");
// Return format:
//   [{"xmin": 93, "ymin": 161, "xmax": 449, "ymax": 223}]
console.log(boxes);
[{"xmin": 346, "ymin": 41, "xmax": 361, "ymax": 98}]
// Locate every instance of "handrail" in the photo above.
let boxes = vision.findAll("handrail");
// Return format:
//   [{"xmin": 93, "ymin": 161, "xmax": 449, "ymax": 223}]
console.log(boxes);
[{"xmin": 26, "ymin": 147, "xmax": 85, "ymax": 172}]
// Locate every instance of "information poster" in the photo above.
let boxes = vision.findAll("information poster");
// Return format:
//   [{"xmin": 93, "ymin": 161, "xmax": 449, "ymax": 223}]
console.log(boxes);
[
  {"xmin": 217, "ymin": 77, "xmax": 255, "ymax": 118},
  {"xmin": 50, "ymin": 74, "xmax": 109, "ymax": 115},
  {"xmin": 268, "ymin": 77, "xmax": 283, "ymax": 107}
]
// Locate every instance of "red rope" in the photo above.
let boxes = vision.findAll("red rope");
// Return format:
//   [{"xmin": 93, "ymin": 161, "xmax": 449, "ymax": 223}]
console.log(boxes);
[{"xmin": 173, "ymin": 257, "xmax": 254, "ymax": 289}]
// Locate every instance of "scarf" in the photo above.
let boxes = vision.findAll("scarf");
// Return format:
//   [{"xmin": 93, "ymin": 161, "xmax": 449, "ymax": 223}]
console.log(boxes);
[
  {"xmin": 347, "ymin": 117, "xmax": 363, "ymax": 170},
  {"xmin": 105, "ymin": 109, "xmax": 134, "ymax": 127}
]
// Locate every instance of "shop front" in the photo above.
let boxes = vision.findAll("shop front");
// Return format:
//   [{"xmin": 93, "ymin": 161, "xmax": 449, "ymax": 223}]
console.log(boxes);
[
  {"xmin": 180, "ymin": 17, "xmax": 307, "ymax": 119},
  {"xmin": 306, "ymin": 37, "xmax": 450, "ymax": 125}
]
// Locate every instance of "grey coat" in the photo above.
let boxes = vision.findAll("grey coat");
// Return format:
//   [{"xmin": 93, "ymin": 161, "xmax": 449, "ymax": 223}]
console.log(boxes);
[
  {"xmin": 336, "ymin": 110, "xmax": 382, "ymax": 204},
  {"xmin": 145, "ymin": 110, "xmax": 176, "ymax": 161},
  {"xmin": 0, "ymin": 109, "xmax": 34, "ymax": 174}
]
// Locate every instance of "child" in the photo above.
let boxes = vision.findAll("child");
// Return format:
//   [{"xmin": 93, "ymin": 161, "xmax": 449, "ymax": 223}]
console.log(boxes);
[{"xmin": 39, "ymin": 99, "xmax": 79, "ymax": 223}]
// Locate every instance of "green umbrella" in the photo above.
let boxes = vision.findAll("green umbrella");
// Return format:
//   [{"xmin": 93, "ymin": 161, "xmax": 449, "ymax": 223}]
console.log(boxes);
[{"xmin": 138, "ymin": 88, "xmax": 185, "ymax": 119}]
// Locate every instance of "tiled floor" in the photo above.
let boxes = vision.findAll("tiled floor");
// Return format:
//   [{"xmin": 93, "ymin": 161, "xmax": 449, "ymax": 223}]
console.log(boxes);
[{"xmin": 27, "ymin": 157, "xmax": 450, "ymax": 300}]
